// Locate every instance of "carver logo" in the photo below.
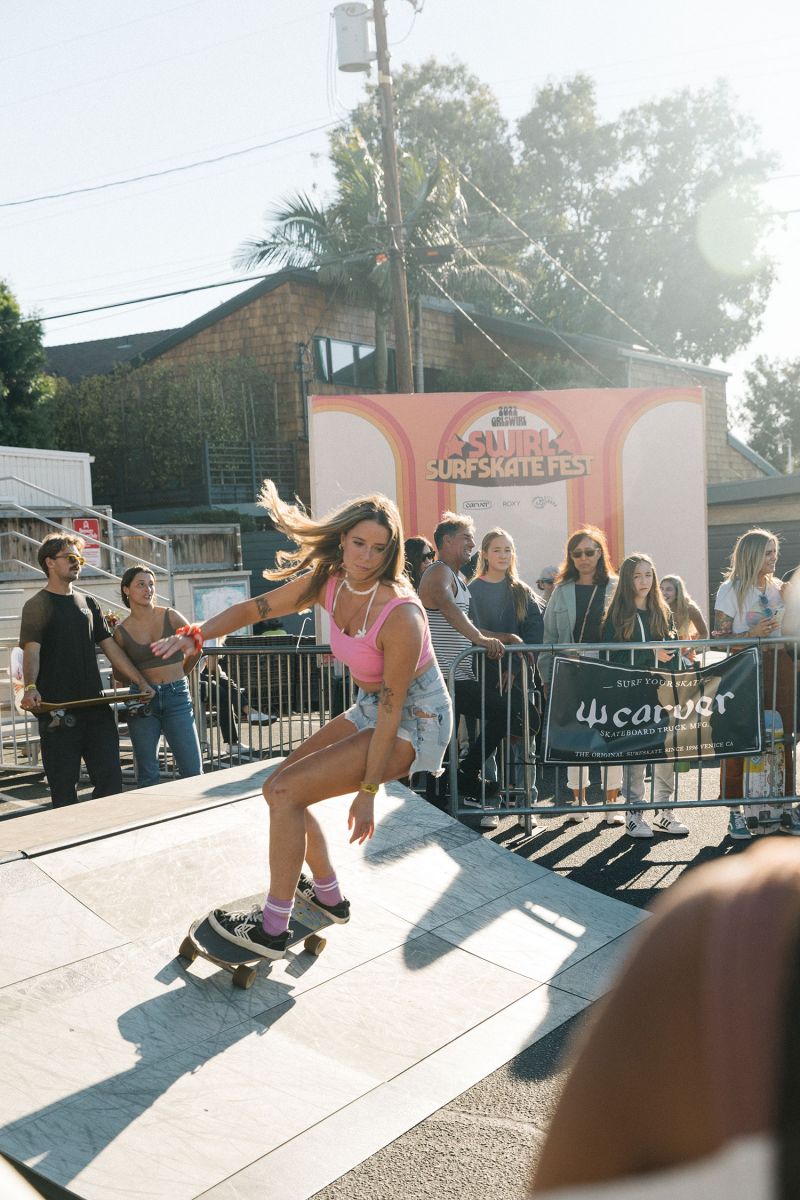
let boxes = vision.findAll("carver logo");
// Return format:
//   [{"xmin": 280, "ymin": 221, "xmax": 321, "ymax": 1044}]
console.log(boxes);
[{"xmin": 426, "ymin": 406, "xmax": 591, "ymax": 488}]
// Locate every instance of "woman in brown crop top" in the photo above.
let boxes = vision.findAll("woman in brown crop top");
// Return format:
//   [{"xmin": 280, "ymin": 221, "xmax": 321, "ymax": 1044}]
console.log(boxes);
[{"xmin": 114, "ymin": 565, "xmax": 203, "ymax": 788}]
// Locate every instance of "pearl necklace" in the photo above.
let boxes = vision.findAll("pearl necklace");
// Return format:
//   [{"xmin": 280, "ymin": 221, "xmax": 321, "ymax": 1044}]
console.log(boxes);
[{"xmin": 341, "ymin": 576, "xmax": 380, "ymax": 598}]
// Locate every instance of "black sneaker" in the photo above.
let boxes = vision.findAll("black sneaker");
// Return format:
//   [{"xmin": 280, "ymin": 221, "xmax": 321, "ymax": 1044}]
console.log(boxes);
[
  {"xmin": 457, "ymin": 770, "xmax": 500, "ymax": 800},
  {"xmin": 208, "ymin": 906, "xmax": 290, "ymax": 959},
  {"xmin": 296, "ymin": 873, "xmax": 351, "ymax": 924}
]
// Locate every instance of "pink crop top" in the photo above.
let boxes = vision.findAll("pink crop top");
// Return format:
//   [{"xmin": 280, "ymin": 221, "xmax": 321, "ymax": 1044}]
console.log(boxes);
[{"xmin": 324, "ymin": 576, "xmax": 435, "ymax": 684}]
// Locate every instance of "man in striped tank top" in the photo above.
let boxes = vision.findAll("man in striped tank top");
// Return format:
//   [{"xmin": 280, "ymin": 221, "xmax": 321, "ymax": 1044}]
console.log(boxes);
[{"xmin": 418, "ymin": 512, "xmax": 507, "ymax": 801}]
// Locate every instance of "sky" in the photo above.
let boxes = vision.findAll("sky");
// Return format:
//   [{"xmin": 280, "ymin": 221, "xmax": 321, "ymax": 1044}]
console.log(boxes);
[{"xmin": 3, "ymin": 0, "xmax": 800, "ymax": 436}]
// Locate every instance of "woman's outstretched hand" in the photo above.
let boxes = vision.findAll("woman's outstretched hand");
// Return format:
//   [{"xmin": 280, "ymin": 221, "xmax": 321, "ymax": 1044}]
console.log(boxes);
[
  {"xmin": 150, "ymin": 633, "xmax": 194, "ymax": 659},
  {"xmin": 348, "ymin": 792, "xmax": 376, "ymax": 844}
]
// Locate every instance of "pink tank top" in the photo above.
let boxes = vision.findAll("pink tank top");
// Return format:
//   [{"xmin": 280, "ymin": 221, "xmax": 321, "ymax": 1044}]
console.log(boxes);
[{"xmin": 324, "ymin": 576, "xmax": 435, "ymax": 684}]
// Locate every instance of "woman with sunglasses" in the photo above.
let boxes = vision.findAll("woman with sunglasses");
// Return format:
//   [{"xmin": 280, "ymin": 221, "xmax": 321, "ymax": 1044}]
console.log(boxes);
[
  {"xmin": 713, "ymin": 527, "xmax": 798, "ymax": 839},
  {"xmin": 404, "ymin": 536, "xmax": 436, "ymax": 592},
  {"xmin": 539, "ymin": 526, "xmax": 622, "ymax": 824}
]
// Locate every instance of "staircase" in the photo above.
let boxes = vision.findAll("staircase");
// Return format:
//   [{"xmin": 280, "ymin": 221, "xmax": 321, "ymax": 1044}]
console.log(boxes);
[{"xmin": 0, "ymin": 476, "xmax": 174, "ymax": 772}]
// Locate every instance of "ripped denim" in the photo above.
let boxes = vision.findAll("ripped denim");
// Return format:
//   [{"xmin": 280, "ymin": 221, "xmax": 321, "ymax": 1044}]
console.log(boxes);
[{"xmin": 344, "ymin": 662, "xmax": 453, "ymax": 776}]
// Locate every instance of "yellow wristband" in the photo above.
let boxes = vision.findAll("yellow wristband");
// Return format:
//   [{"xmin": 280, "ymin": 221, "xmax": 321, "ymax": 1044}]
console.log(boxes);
[
  {"xmin": 359, "ymin": 781, "xmax": 379, "ymax": 794},
  {"xmin": 24, "ymin": 683, "xmax": 37, "ymax": 692}
]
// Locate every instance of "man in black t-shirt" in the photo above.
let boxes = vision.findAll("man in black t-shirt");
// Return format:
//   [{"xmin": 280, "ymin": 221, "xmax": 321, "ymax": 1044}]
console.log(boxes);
[{"xmin": 19, "ymin": 534, "xmax": 154, "ymax": 807}]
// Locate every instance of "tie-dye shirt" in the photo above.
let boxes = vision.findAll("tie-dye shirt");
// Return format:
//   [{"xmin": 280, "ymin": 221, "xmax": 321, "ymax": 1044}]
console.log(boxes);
[{"xmin": 714, "ymin": 579, "xmax": 785, "ymax": 636}]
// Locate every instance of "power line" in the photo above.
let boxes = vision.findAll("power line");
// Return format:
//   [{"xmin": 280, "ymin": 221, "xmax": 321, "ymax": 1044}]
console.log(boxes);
[
  {"xmin": 451, "ymin": 164, "xmax": 717, "ymax": 386},
  {"xmin": 0, "ymin": 0, "xmax": 206, "ymax": 65},
  {"xmin": 449, "ymin": 235, "xmax": 618, "ymax": 387},
  {"xmin": 0, "ymin": 122, "xmax": 337, "ymax": 210},
  {"xmin": 421, "ymin": 268, "xmax": 546, "ymax": 390},
  {"xmin": 35, "ymin": 274, "xmax": 275, "ymax": 324}
]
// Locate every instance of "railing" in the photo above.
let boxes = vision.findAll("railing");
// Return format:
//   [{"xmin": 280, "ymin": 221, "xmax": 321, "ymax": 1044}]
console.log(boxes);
[
  {"xmin": 443, "ymin": 636, "xmax": 799, "ymax": 826},
  {"xmin": 0, "ymin": 475, "xmax": 174, "ymax": 604},
  {"xmin": 202, "ymin": 442, "xmax": 297, "ymax": 506},
  {"xmin": 4, "ymin": 638, "xmax": 797, "ymax": 828}
]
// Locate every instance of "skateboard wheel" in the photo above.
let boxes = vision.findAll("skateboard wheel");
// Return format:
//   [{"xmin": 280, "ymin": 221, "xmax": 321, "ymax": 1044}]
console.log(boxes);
[
  {"xmin": 233, "ymin": 965, "xmax": 256, "ymax": 989},
  {"xmin": 64, "ymin": 713, "xmax": 77, "ymax": 728},
  {"xmin": 178, "ymin": 937, "xmax": 198, "ymax": 963},
  {"xmin": 304, "ymin": 934, "xmax": 327, "ymax": 956}
]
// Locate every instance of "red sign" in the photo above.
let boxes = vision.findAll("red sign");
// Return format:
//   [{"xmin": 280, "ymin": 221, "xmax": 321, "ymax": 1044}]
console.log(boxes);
[{"xmin": 71, "ymin": 517, "xmax": 101, "ymax": 567}]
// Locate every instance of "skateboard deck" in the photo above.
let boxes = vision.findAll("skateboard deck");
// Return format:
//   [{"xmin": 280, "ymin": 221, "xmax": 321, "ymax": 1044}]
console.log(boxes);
[
  {"xmin": 743, "ymin": 710, "xmax": 785, "ymax": 835},
  {"xmin": 178, "ymin": 891, "xmax": 335, "ymax": 989},
  {"xmin": 17, "ymin": 689, "xmax": 151, "ymax": 728}
]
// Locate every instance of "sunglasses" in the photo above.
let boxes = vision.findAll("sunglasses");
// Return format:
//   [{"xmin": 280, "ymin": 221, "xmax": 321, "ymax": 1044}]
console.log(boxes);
[
  {"xmin": 53, "ymin": 552, "xmax": 86, "ymax": 566},
  {"xmin": 759, "ymin": 593, "xmax": 774, "ymax": 618},
  {"xmin": 571, "ymin": 548, "xmax": 598, "ymax": 559},
  {"xmin": 537, "ymin": 578, "xmax": 555, "ymax": 588}
]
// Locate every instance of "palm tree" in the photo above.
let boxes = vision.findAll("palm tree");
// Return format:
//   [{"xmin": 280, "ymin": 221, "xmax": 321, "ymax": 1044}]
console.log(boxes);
[{"xmin": 235, "ymin": 133, "xmax": 528, "ymax": 390}]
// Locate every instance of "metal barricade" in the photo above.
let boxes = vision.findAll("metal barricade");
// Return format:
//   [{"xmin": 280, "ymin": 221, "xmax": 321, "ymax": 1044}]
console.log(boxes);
[
  {"xmin": 189, "ymin": 644, "xmax": 355, "ymax": 768},
  {"xmin": 444, "ymin": 637, "xmax": 800, "ymax": 827}
]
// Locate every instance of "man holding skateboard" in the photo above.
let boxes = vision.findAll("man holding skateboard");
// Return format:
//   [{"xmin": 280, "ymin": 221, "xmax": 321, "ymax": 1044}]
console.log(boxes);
[{"xmin": 19, "ymin": 533, "xmax": 155, "ymax": 807}]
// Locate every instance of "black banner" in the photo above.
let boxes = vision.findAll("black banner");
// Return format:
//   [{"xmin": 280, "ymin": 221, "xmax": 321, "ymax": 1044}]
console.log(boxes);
[{"xmin": 544, "ymin": 649, "xmax": 762, "ymax": 764}]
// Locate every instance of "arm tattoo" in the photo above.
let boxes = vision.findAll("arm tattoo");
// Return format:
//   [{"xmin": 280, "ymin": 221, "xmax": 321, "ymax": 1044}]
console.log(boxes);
[
  {"xmin": 713, "ymin": 610, "xmax": 733, "ymax": 635},
  {"xmin": 379, "ymin": 684, "xmax": 395, "ymax": 713},
  {"xmin": 255, "ymin": 595, "xmax": 272, "ymax": 620}
]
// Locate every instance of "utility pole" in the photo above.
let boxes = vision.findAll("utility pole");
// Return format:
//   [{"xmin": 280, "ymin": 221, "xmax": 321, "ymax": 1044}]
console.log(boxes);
[{"xmin": 371, "ymin": 1, "xmax": 414, "ymax": 393}]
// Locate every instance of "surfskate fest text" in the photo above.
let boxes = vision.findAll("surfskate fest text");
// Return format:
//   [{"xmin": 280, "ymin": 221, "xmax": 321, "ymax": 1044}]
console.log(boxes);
[{"xmin": 425, "ymin": 407, "xmax": 592, "ymax": 485}]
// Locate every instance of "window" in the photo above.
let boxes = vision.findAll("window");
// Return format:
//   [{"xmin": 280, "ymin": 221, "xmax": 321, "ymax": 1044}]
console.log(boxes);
[{"xmin": 313, "ymin": 337, "xmax": 397, "ymax": 391}]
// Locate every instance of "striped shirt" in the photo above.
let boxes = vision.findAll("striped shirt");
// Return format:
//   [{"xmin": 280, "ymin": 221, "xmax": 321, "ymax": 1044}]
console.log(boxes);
[{"xmin": 424, "ymin": 565, "xmax": 475, "ymax": 681}]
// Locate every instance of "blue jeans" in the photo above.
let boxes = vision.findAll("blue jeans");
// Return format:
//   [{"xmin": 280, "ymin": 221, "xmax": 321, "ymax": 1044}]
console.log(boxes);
[{"xmin": 128, "ymin": 679, "xmax": 203, "ymax": 787}]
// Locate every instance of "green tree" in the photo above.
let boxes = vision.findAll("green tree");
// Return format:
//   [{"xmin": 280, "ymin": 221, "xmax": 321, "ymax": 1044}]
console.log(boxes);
[
  {"xmin": 49, "ymin": 358, "xmax": 276, "ymax": 507},
  {"xmin": 336, "ymin": 58, "xmax": 516, "ymax": 212},
  {"xmin": 736, "ymin": 356, "xmax": 800, "ymax": 472},
  {"xmin": 235, "ymin": 133, "xmax": 521, "ymax": 389},
  {"xmin": 0, "ymin": 281, "xmax": 55, "ymax": 446},
  {"xmin": 515, "ymin": 76, "xmax": 776, "ymax": 361}
]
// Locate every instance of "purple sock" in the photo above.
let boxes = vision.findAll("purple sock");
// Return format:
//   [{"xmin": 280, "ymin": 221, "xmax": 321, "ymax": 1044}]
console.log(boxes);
[
  {"xmin": 262, "ymin": 894, "xmax": 294, "ymax": 936},
  {"xmin": 313, "ymin": 874, "xmax": 343, "ymax": 906}
]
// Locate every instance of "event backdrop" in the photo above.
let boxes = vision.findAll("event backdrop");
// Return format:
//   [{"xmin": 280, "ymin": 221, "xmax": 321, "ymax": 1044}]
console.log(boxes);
[{"xmin": 309, "ymin": 388, "xmax": 707, "ymax": 606}]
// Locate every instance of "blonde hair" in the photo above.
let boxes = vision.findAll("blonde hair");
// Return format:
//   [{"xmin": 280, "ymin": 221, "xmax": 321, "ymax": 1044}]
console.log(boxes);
[
  {"xmin": 724, "ymin": 528, "xmax": 780, "ymax": 610},
  {"xmin": 660, "ymin": 574, "xmax": 698, "ymax": 639},
  {"xmin": 477, "ymin": 527, "xmax": 536, "ymax": 624},
  {"xmin": 259, "ymin": 480, "xmax": 406, "ymax": 607},
  {"xmin": 603, "ymin": 553, "xmax": 671, "ymax": 641}
]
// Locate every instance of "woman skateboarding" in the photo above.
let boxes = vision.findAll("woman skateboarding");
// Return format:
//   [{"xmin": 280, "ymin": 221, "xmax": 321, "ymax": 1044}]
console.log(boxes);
[{"xmin": 151, "ymin": 480, "xmax": 452, "ymax": 959}]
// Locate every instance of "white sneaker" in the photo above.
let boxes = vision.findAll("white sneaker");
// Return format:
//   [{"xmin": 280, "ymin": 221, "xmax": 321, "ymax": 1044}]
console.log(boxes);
[
  {"xmin": 480, "ymin": 813, "xmax": 500, "ymax": 829},
  {"xmin": 227, "ymin": 743, "xmax": 254, "ymax": 759},
  {"xmin": 605, "ymin": 800, "xmax": 626, "ymax": 826},
  {"xmin": 626, "ymin": 814, "xmax": 653, "ymax": 839},
  {"xmin": 652, "ymin": 810, "xmax": 689, "ymax": 836},
  {"xmin": 247, "ymin": 709, "xmax": 277, "ymax": 725}
]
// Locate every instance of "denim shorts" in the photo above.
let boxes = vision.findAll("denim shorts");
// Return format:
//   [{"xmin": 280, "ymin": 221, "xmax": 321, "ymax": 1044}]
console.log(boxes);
[{"xmin": 344, "ymin": 662, "xmax": 453, "ymax": 776}]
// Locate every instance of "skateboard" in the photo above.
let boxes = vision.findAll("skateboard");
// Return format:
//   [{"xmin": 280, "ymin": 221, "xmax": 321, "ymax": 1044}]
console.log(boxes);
[
  {"xmin": 178, "ymin": 891, "xmax": 334, "ymax": 989},
  {"xmin": 19, "ymin": 691, "xmax": 151, "ymax": 729},
  {"xmin": 743, "ymin": 710, "xmax": 785, "ymax": 836}
]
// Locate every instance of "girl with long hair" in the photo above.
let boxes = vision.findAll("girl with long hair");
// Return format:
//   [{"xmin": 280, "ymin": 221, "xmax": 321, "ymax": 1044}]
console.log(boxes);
[
  {"xmin": 540, "ymin": 525, "xmax": 622, "ymax": 824},
  {"xmin": 152, "ymin": 481, "xmax": 452, "ymax": 959},
  {"xmin": 713, "ymin": 528, "xmax": 797, "ymax": 839},
  {"xmin": 114, "ymin": 566, "xmax": 203, "ymax": 787},
  {"xmin": 404, "ymin": 535, "xmax": 436, "ymax": 591},
  {"xmin": 659, "ymin": 574, "xmax": 709, "ymax": 641},
  {"xmin": 469, "ymin": 528, "xmax": 545, "ymax": 829},
  {"xmin": 602, "ymin": 554, "xmax": 688, "ymax": 839}
]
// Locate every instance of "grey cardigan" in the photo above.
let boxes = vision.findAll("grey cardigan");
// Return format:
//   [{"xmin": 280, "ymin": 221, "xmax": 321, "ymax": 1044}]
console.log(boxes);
[{"xmin": 539, "ymin": 577, "xmax": 618, "ymax": 686}]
